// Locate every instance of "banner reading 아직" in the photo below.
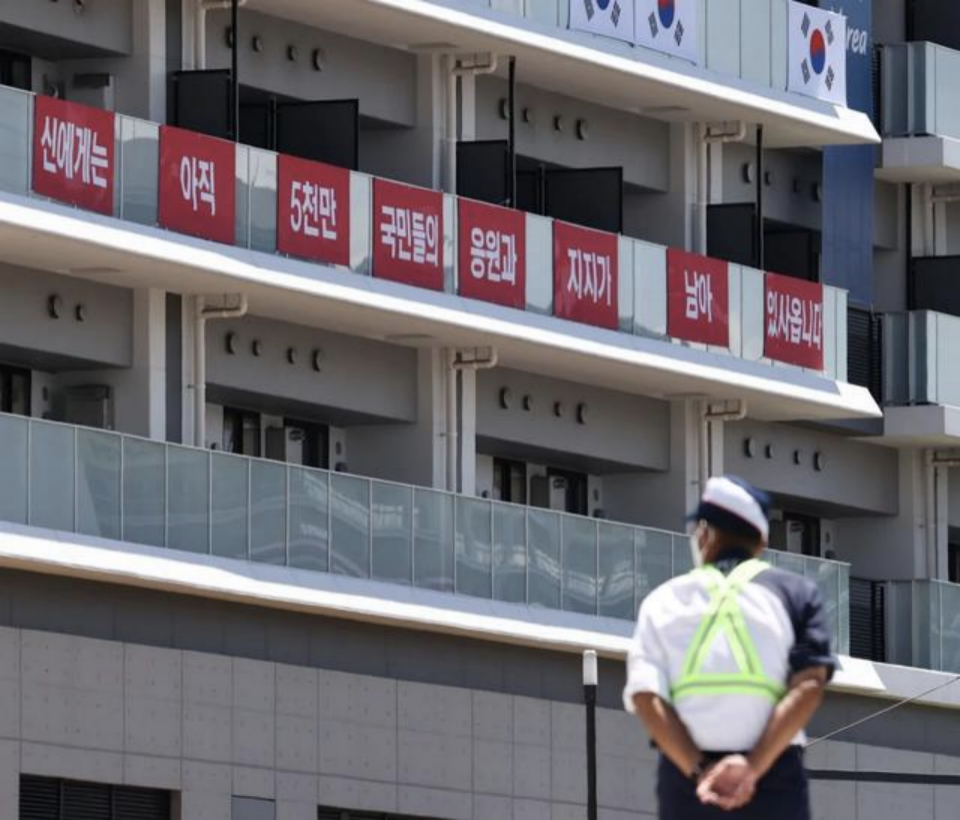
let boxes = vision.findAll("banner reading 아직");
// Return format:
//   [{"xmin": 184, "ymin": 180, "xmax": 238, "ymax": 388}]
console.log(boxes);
[
  {"xmin": 32, "ymin": 95, "xmax": 115, "ymax": 216},
  {"xmin": 764, "ymin": 272, "xmax": 824, "ymax": 370}
]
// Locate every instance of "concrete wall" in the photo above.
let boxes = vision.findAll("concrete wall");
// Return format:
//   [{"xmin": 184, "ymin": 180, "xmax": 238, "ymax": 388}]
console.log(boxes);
[
  {"xmin": 205, "ymin": 8, "xmax": 417, "ymax": 128},
  {"xmin": 474, "ymin": 77, "xmax": 671, "ymax": 192},
  {"xmin": 0, "ymin": 0, "xmax": 133, "ymax": 56},
  {"xmin": 205, "ymin": 315, "xmax": 417, "ymax": 426},
  {"xmin": 724, "ymin": 421, "xmax": 900, "ymax": 518},
  {"xmin": 476, "ymin": 368, "xmax": 670, "ymax": 474},
  {"xmin": 0, "ymin": 265, "xmax": 132, "ymax": 369}
]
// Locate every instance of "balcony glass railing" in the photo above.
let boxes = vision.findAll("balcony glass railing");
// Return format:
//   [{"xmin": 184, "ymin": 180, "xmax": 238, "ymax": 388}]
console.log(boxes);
[
  {"xmin": 886, "ymin": 580, "xmax": 960, "ymax": 673},
  {"xmin": 881, "ymin": 42, "xmax": 960, "ymax": 141},
  {"xmin": 0, "ymin": 412, "xmax": 850, "ymax": 651},
  {"xmin": 0, "ymin": 83, "xmax": 849, "ymax": 381},
  {"xmin": 883, "ymin": 310, "xmax": 960, "ymax": 407}
]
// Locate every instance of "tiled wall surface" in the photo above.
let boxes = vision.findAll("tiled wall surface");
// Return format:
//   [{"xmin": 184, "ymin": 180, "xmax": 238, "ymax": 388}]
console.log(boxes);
[{"xmin": 0, "ymin": 625, "xmax": 956, "ymax": 820}]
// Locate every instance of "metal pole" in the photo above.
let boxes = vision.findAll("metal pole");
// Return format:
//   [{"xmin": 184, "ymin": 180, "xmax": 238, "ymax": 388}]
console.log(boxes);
[
  {"xmin": 756, "ymin": 124, "xmax": 764, "ymax": 269},
  {"xmin": 583, "ymin": 650, "xmax": 598, "ymax": 820},
  {"xmin": 508, "ymin": 56, "xmax": 517, "ymax": 208},
  {"xmin": 231, "ymin": 0, "xmax": 240, "ymax": 141}
]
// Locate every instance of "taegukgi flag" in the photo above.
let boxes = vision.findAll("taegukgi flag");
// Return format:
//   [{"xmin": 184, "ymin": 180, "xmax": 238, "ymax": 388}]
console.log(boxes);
[
  {"xmin": 569, "ymin": 0, "xmax": 634, "ymax": 45},
  {"xmin": 788, "ymin": 0, "xmax": 847, "ymax": 106},
  {"xmin": 634, "ymin": 0, "xmax": 699, "ymax": 64}
]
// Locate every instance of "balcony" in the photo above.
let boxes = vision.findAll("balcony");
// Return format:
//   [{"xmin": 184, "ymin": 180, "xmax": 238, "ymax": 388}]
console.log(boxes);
[
  {"xmin": 879, "ymin": 42, "xmax": 960, "ymax": 183},
  {"xmin": 883, "ymin": 311, "xmax": 960, "ymax": 408},
  {"xmin": 0, "ymin": 411, "xmax": 850, "ymax": 652},
  {"xmin": 885, "ymin": 580, "xmax": 960, "ymax": 674},
  {"xmin": 0, "ymin": 82, "xmax": 856, "ymax": 399}
]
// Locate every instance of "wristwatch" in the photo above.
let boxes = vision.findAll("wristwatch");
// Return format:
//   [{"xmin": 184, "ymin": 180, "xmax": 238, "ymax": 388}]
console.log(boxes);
[{"xmin": 689, "ymin": 757, "xmax": 710, "ymax": 783}]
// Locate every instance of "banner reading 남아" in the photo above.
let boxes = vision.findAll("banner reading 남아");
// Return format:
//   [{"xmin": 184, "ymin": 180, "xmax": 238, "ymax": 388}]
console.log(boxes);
[
  {"xmin": 788, "ymin": 0, "xmax": 847, "ymax": 106},
  {"xmin": 570, "ymin": 0, "xmax": 634, "ymax": 44},
  {"xmin": 635, "ymin": 0, "xmax": 699, "ymax": 63}
]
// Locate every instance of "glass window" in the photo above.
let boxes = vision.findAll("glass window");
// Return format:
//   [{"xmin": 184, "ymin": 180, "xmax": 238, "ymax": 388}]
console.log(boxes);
[
  {"xmin": 493, "ymin": 458, "xmax": 526, "ymax": 505},
  {"xmin": 0, "ymin": 364, "xmax": 30, "ymax": 416},
  {"xmin": 222, "ymin": 406, "xmax": 261, "ymax": 456},
  {"xmin": 232, "ymin": 796, "xmax": 275, "ymax": 820}
]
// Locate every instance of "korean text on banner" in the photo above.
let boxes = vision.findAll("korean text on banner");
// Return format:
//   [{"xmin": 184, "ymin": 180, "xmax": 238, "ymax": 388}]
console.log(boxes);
[
  {"xmin": 553, "ymin": 221, "xmax": 618, "ymax": 329},
  {"xmin": 372, "ymin": 178, "xmax": 444, "ymax": 291},
  {"xmin": 764, "ymin": 272, "xmax": 824, "ymax": 370},
  {"xmin": 158, "ymin": 125, "xmax": 236, "ymax": 245},
  {"xmin": 667, "ymin": 249, "xmax": 729, "ymax": 347},
  {"xmin": 788, "ymin": 0, "xmax": 847, "ymax": 106},
  {"xmin": 277, "ymin": 154, "xmax": 350, "ymax": 266},
  {"xmin": 458, "ymin": 199, "xmax": 526, "ymax": 309},
  {"xmin": 635, "ymin": 0, "xmax": 699, "ymax": 64},
  {"xmin": 569, "ymin": 0, "xmax": 635, "ymax": 44},
  {"xmin": 32, "ymin": 95, "xmax": 115, "ymax": 216}
]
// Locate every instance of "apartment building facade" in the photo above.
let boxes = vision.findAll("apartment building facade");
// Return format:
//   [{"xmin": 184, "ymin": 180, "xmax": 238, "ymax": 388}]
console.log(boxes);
[{"xmin": 0, "ymin": 1, "xmax": 959, "ymax": 819}]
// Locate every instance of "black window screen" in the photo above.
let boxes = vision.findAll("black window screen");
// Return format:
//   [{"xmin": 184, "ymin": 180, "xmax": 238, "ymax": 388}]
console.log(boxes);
[
  {"xmin": 20, "ymin": 776, "xmax": 170, "ymax": 820},
  {"xmin": 544, "ymin": 167, "xmax": 623, "ymax": 234},
  {"xmin": 275, "ymin": 100, "xmax": 359, "ymax": 170},
  {"xmin": 171, "ymin": 69, "xmax": 232, "ymax": 140},
  {"xmin": 911, "ymin": 255, "xmax": 960, "ymax": 317},
  {"xmin": 456, "ymin": 140, "xmax": 510, "ymax": 206},
  {"xmin": 707, "ymin": 203, "xmax": 757, "ymax": 268}
]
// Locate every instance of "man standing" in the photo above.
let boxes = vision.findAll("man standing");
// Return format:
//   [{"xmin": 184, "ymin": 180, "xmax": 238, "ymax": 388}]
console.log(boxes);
[{"xmin": 623, "ymin": 476, "xmax": 834, "ymax": 818}]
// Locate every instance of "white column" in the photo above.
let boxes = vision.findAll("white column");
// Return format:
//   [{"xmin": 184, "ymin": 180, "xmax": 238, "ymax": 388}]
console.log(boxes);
[
  {"xmin": 182, "ymin": 295, "xmax": 198, "ymax": 447},
  {"xmin": 127, "ymin": 287, "xmax": 167, "ymax": 440},
  {"xmin": 460, "ymin": 367, "xmax": 477, "ymax": 496}
]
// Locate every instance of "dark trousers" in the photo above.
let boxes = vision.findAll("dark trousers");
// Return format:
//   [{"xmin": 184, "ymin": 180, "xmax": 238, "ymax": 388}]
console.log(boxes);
[{"xmin": 657, "ymin": 747, "xmax": 810, "ymax": 820}]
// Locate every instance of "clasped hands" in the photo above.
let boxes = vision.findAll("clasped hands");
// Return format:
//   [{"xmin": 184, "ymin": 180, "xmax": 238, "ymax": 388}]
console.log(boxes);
[{"xmin": 695, "ymin": 754, "xmax": 760, "ymax": 811}]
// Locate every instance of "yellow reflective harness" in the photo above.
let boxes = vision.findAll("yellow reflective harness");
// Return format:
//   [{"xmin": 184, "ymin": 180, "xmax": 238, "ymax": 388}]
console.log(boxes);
[{"xmin": 670, "ymin": 559, "xmax": 787, "ymax": 703}]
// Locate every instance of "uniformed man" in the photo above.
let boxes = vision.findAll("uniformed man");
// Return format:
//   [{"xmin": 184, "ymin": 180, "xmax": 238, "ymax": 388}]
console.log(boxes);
[{"xmin": 623, "ymin": 476, "xmax": 834, "ymax": 819}]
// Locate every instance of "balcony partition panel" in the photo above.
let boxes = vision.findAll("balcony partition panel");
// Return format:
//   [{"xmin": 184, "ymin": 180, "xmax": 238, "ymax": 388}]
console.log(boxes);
[
  {"xmin": 76, "ymin": 428, "xmax": 122, "ymax": 541},
  {"xmin": 371, "ymin": 480, "xmax": 413, "ymax": 585},
  {"xmin": 0, "ymin": 414, "xmax": 28, "ymax": 525},
  {"xmin": 288, "ymin": 467, "xmax": 329, "ymax": 572},
  {"xmin": 211, "ymin": 452, "xmax": 249, "ymax": 560},
  {"xmin": 0, "ymin": 84, "xmax": 30, "ymax": 196}
]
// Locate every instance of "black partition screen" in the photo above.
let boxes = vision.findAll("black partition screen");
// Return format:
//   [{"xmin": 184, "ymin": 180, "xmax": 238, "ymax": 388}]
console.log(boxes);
[
  {"xmin": 910, "ymin": 1, "xmax": 960, "ymax": 50},
  {"xmin": 457, "ymin": 140, "xmax": 510, "ymax": 206},
  {"xmin": 912, "ymin": 256, "xmax": 960, "ymax": 316},
  {"xmin": 171, "ymin": 69, "xmax": 232, "ymax": 139},
  {"xmin": 543, "ymin": 167, "xmax": 623, "ymax": 234},
  {"xmin": 275, "ymin": 99, "xmax": 359, "ymax": 170},
  {"xmin": 239, "ymin": 101, "xmax": 274, "ymax": 151},
  {"xmin": 707, "ymin": 203, "xmax": 758, "ymax": 268},
  {"xmin": 765, "ymin": 228, "xmax": 819, "ymax": 282}
]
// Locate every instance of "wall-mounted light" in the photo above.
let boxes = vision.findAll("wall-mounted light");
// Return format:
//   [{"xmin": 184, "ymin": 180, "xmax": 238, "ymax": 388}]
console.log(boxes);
[
  {"xmin": 225, "ymin": 332, "xmax": 239, "ymax": 355},
  {"xmin": 498, "ymin": 98, "xmax": 511, "ymax": 121},
  {"xmin": 47, "ymin": 294, "xmax": 63, "ymax": 319},
  {"xmin": 793, "ymin": 449, "xmax": 803, "ymax": 466},
  {"xmin": 74, "ymin": 303, "xmax": 87, "ymax": 322},
  {"xmin": 251, "ymin": 339, "xmax": 263, "ymax": 357},
  {"xmin": 575, "ymin": 118, "xmax": 589, "ymax": 141},
  {"xmin": 813, "ymin": 183, "xmax": 823, "ymax": 202},
  {"xmin": 764, "ymin": 444, "xmax": 775, "ymax": 459},
  {"xmin": 553, "ymin": 115, "xmax": 564, "ymax": 133},
  {"xmin": 741, "ymin": 163, "xmax": 755, "ymax": 184},
  {"xmin": 251, "ymin": 35, "xmax": 264, "ymax": 53},
  {"xmin": 814, "ymin": 452, "xmax": 825, "ymax": 472},
  {"xmin": 764, "ymin": 169, "xmax": 774, "ymax": 187},
  {"xmin": 312, "ymin": 348, "xmax": 324, "ymax": 372},
  {"xmin": 287, "ymin": 45, "xmax": 299, "ymax": 62},
  {"xmin": 522, "ymin": 107, "xmax": 535, "ymax": 124},
  {"xmin": 743, "ymin": 437, "xmax": 757, "ymax": 458},
  {"xmin": 553, "ymin": 401, "xmax": 565, "ymax": 418},
  {"xmin": 499, "ymin": 387, "xmax": 513, "ymax": 410},
  {"xmin": 522, "ymin": 395, "xmax": 534, "ymax": 412},
  {"xmin": 73, "ymin": 0, "xmax": 85, "ymax": 14},
  {"xmin": 225, "ymin": 27, "xmax": 235, "ymax": 48},
  {"xmin": 576, "ymin": 402, "xmax": 589, "ymax": 425},
  {"xmin": 286, "ymin": 347, "xmax": 298, "ymax": 365},
  {"xmin": 311, "ymin": 48, "xmax": 326, "ymax": 71}
]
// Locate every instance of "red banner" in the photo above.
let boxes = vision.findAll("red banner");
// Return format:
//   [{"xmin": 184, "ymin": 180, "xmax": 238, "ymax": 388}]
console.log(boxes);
[
  {"xmin": 158, "ymin": 125, "xmax": 235, "ymax": 245},
  {"xmin": 32, "ymin": 95, "xmax": 115, "ymax": 215},
  {"xmin": 667, "ymin": 249, "xmax": 730, "ymax": 347},
  {"xmin": 457, "ymin": 199, "xmax": 525, "ymax": 309},
  {"xmin": 764, "ymin": 272, "xmax": 824, "ymax": 369},
  {"xmin": 553, "ymin": 221, "xmax": 618, "ymax": 329},
  {"xmin": 372, "ymin": 178, "xmax": 444, "ymax": 291},
  {"xmin": 277, "ymin": 154, "xmax": 350, "ymax": 266}
]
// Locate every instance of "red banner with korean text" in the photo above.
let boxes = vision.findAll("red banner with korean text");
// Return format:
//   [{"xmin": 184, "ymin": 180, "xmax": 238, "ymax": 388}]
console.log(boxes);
[
  {"xmin": 553, "ymin": 221, "xmax": 618, "ymax": 329},
  {"xmin": 372, "ymin": 178, "xmax": 444, "ymax": 291},
  {"xmin": 457, "ymin": 199, "xmax": 525, "ymax": 309},
  {"xmin": 32, "ymin": 95, "xmax": 115, "ymax": 216},
  {"xmin": 667, "ymin": 249, "xmax": 730, "ymax": 347},
  {"xmin": 764, "ymin": 272, "xmax": 824, "ymax": 369},
  {"xmin": 158, "ymin": 125, "xmax": 235, "ymax": 245},
  {"xmin": 277, "ymin": 154, "xmax": 350, "ymax": 266}
]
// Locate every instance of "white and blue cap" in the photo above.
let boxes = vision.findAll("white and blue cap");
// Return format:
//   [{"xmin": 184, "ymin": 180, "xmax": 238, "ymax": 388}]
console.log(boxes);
[{"xmin": 687, "ymin": 476, "xmax": 770, "ymax": 542}]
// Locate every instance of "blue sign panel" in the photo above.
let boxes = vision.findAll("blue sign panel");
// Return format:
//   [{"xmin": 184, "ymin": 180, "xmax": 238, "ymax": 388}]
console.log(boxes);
[{"xmin": 821, "ymin": 0, "xmax": 874, "ymax": 307}]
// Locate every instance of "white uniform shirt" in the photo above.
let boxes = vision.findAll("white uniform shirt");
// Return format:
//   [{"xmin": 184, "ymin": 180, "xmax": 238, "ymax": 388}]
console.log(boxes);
[{"xmin": 622, "ymin": 557, "xmax": 835, "ymax": 753}]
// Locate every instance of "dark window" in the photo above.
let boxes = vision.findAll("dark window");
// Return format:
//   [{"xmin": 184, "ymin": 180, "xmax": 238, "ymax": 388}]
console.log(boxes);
[
  {"xmin": 0, "ymin": 364, "xmax": 30, "ymax": 416},
  {"xmin": 268, "ymin": 419, "xmax": 328, "ymax": 469},
  {"xmin": 20, "ymin": 775, "xmax": 170, "ymax": 820},
  {"xmin": 950, "ymin": 544, "xmax": 960, "ymax": 585},
  {"xmin": 319, "ymin": 808, "xmax": 442, "ymax": 820},
  {"xmin": 493, "ymin": 458, "xmax": 526, "ymax": 505},
  {"xmin": 0, "ymin": 49, "xmax": 31, "ymax": 91},
  {"xmin": 547, "ymin": 467, "xmax": 589, "ymax": 516},
  {"xmin": 222, "ymin": 406, "xmax": 261, "ymax": 456}
]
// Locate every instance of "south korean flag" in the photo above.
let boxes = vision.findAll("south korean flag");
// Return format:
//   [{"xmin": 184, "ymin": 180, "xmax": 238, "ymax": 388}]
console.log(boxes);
[
  {"xmin": 788, "ymin": 1, "xmax": 847, "ymax": 106},
  {"xmin": 634, "ymin": 0, "xmax": 699, "ymax": 64},
  {"xmin": 569, "ymin": 0, "xmax": 634, "ymax": 45}
]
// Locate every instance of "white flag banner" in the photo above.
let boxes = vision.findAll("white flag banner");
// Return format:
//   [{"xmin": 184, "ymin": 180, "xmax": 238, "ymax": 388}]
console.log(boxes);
[
  {"xmin": 569, "ymin": 0, "xmax": 634, "ymax": 44},
  {"xmin": 634, "ymin": 0, "xmax": 699, "ymax": 64},
  {"xmin": 788, "ymin": 1, "xmax": 847, "ymax": 106}
]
